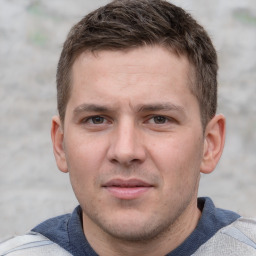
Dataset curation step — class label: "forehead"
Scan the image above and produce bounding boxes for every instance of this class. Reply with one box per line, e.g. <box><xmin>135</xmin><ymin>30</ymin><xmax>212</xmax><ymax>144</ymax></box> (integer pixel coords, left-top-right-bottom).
<box><xmin>68</xmin><ymin>46</ymin><xmax>197</xmax><ymax>111</ymax></box>
<box><xmin>74</xmin><ymin>46</ymin><xmax>191</xmax><ymax>69</ymax></box>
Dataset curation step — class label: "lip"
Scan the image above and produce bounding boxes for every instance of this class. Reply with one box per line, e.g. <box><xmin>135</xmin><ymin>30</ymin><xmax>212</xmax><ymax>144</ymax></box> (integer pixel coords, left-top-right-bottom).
<box><xmin>102</xmin><ymin>178</ymin><xmax>154</xmax><ymax>200</ymax></box>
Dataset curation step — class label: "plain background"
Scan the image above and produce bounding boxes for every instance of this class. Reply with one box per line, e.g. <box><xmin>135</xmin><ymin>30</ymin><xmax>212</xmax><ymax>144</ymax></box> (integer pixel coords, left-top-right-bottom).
<box><xmin>0</xmin><ymin>0</ymin><xmax>256</xmax><ymax>240</ymax></box>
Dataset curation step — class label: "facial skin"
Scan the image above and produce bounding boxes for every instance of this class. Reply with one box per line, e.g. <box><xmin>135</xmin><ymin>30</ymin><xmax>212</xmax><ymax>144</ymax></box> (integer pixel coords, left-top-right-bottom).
<box><xmin>52</xmin><ymin>46</ymin><xmax>225</xmax><ymax>256</ymax></box>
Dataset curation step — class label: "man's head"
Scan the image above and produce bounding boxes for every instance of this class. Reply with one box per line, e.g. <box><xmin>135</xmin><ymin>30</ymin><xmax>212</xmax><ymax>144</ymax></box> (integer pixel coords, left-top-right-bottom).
<box><xmin>57</xmin><ymin>0</ymin><xmax>218</xmax><ymax>129</ymax></box>
<box><xmin>52</xmin><ymin>1</ymin><xmax>225</xmax><ymax>254</ymax></box>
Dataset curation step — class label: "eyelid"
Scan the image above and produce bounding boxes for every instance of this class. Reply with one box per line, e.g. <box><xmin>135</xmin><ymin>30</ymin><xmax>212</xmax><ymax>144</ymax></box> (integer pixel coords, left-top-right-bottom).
<box><xmin>81</xmin><ymin>115</ymin><xmax>111</xmax><ymax>124</ymax></box>
<box><xmin>79</xmin><ymin>114</ymin><xmax>177</xmax><ymax>126</ymax></box>
<box><xmin>146</xmin><ymin>114</ymin><xmax>176</xmax><ymax>123</ymax></box>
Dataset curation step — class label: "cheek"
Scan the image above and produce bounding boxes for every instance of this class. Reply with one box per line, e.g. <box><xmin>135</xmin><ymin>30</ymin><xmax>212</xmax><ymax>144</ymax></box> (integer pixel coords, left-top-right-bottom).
<box><xmin>63</xmin><ymin>132</ymin><xmax>113</xmax><ymax>193</ymax></box>
<box><xmin>64</xmin><ymin>141</ymin><xmax>99</xmax><ymax>188</ymax></box>
<box><xmin>65</xmin><ymin>144</ymin><xmax>99</xmax><ymax>207</ymax></box>
<box><xmin>65</xmin><ymin>131</ymin><xmax>108</xmax><ymax>169</ymax></box>
<box><xmin>149</xmin><ymin>134</ymin><xmax>203</xmax><ymax>182</ymax></box>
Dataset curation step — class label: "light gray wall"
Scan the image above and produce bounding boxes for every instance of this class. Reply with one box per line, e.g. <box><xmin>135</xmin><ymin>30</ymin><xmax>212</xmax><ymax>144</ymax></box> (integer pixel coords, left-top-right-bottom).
<box><xmin>0</xmin><ymin>0</ymin><xmax>256</xmax><ymax>240</ymax></box>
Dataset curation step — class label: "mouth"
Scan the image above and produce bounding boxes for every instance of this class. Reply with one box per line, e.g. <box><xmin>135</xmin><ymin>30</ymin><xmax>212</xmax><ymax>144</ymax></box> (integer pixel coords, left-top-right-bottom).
<box><xmin>102</xmin><ymin>178</ymin><xmax>154</xmax><ymax>200</ymax></box>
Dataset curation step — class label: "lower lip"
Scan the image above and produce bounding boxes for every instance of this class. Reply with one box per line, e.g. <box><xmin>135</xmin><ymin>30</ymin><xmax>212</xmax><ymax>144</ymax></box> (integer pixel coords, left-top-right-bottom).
<box><xmin>104</xmin><ymin>186</ymin><xmax>152</xmax><ymax>200</ymax></box>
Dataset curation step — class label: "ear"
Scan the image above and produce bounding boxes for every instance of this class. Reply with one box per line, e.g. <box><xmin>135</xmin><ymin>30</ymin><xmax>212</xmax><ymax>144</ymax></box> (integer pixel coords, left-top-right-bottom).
<box><xmin>200</xmin><ymin>114</ymin><xmax>225</xmax><ymax>174</ymax></box>
<box><xmin>51</xmin><ymin>116</ymin><xmax>68</xmax><ymax>173</ymax></box>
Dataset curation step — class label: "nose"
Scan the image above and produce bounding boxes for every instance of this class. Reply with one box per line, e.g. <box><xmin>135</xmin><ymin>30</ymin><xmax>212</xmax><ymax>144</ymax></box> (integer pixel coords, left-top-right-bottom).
<box><xmin>107</xmin><ymin>119</ymin><xmax>146</xmax><ymax>166</ymax></box>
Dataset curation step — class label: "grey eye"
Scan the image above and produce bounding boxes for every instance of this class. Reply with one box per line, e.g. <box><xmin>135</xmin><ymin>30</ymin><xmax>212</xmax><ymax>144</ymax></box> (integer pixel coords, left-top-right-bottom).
<box><xmin>153</xmin><ymin>116</ymin><xmax>167</xmax><ymax>124</ymax></box>
<box><xmin>91</xmin><ymin>116</ymin><xmax>105</xmax><ymax>124</ymax></box>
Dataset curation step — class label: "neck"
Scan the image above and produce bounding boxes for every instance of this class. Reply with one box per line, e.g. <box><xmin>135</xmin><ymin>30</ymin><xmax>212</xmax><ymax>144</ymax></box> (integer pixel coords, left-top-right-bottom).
<box><xmin>83</xmin><ymin>198</ymin><xmax>201</xmax><ymax>256</ymax></box>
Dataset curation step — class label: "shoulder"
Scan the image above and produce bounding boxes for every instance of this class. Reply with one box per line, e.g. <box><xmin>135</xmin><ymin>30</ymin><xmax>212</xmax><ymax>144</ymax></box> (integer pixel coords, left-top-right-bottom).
<box><xmin>0</xmin><ymin>232</ymin><xmax>72</xmax><ymax>256</ymax></box>
<box><xmin>193</xmin><ymin>217</ymin><xmax>256</xmax><ymax>256</ymax></box>
<box><xmin>32</xmin><ymin>213</ymin><xmax>71</xmax><ymax>232</ymax></box>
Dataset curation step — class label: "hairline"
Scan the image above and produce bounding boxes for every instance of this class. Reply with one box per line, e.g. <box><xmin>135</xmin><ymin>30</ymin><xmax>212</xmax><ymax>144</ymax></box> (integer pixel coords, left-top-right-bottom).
<box><xmin>60</xmin><ymin>44</ymin><xmax>207</xmax><ymax>131</ymax></box>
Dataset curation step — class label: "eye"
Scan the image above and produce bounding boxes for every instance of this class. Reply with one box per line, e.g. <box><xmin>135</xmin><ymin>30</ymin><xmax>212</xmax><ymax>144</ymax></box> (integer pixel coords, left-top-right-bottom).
<box><xmin>152</xmin><ymin>116</ymin><xmax>167</xmax><ymax>124</ymax></box>
<box><xmin>145</xmin><ymin>115</ymin><xmax>178</xmax><ymax>131</ymax></box>
<box><xmin>147</xmin><ymin>115</ymin><xmax>169</xmax><ymax>124</ymax></box>
<box><xmin>92</xmin><ymin>116</ymin><xmax>104</xmax><ymax>124</ymax></box>
<box><xmin>85</xmin><ymin>116</ymin><xmax>106</xmax><ymax>124</ymax></box>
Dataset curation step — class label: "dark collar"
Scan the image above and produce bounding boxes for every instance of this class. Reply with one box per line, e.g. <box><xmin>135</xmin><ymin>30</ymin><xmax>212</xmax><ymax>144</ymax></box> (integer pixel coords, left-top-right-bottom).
<box><xmin>33</xmin><ymin>197</ymin><xmax>240</xmax><ymax>256</ymax></box>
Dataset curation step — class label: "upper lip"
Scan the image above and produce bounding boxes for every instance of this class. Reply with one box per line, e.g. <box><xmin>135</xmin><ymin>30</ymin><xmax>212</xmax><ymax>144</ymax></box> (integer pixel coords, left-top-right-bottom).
<box><xmin>102</xmin><ymin>178</ymin><xmax>153</xmax><ymax>188</ymax></box>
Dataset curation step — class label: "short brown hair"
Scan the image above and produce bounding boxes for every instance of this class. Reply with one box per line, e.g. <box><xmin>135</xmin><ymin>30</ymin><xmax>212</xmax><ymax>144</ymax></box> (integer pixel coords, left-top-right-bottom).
<box><xmin>57</xmin><ymin>0</ymin><xmax>218</xmax><ymax>128</ymax></box>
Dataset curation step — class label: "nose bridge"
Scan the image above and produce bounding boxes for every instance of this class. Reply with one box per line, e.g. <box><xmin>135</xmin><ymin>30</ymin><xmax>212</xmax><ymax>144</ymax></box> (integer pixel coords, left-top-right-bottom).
<box><xmin>108</xmin><ymin>117</ymin><xmax>145</xmax><ymax>165</ymax></box>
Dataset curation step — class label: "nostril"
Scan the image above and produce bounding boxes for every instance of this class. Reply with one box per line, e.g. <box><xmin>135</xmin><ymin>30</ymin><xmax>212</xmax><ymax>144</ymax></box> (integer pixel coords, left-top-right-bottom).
<box><xmin>109</xmin><ymin>157</ymin><xmax>143</xmax><ymax>167</ymax></box>
<box><xmin>107</xmin><ymin>130</ymin><xmax>146</xmax><ymax>165</ymax></box>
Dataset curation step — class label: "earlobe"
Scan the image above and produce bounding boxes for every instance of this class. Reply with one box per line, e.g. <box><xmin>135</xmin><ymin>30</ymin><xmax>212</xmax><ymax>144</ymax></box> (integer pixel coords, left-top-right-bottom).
<box><xmin>51</xmin><ymin>116</ymin><xmax>68</xmax><ymax>173</ymax></box>
<box><xmin>200</xmin><ymin>114</ymin><xmax>226</xmax><ymax>174</ymax></box>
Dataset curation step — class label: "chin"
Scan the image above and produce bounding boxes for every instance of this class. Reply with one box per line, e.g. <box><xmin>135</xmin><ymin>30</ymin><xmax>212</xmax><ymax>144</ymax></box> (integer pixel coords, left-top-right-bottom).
<box><xmin>97</xmin><ymin>213</ymin><xmax>172</xmax><ymax>242</ymax></box>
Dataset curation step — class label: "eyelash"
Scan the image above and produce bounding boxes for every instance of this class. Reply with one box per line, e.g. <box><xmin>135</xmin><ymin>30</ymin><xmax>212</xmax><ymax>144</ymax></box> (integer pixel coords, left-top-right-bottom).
<box><xmin>82</xmin><ymin>116</ymin><xmax>109</xmax><ymax>125</ymax></box>
<box><xmin>147</xmin><ymin>115</ymin><xmax>169</xmax><ymax>124</ymax></box>
<box><xmin>81</xmin><ymin>115</ymin><xmax>174</xmax><ymax>125</ymax></box>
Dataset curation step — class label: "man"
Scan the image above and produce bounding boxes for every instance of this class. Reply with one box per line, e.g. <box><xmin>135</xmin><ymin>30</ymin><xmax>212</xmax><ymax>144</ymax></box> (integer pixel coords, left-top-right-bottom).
<box><xmin>1</xmin><ymin>0</ymin><xmax>256</xmax><ymax>255</ymax></box>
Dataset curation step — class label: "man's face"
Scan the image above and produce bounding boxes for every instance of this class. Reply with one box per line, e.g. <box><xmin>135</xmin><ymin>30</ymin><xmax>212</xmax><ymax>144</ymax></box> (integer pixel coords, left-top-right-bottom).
<box><xmin>54</xmin><ymin>46</ymin><xmax>207</xmax><ymax>241</ymax></box>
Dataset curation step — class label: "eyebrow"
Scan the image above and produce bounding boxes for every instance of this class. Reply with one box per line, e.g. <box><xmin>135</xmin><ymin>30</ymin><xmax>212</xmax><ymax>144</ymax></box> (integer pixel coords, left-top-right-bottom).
<box><xmin>73</xmin><ymin>103</ymin><xmax>112</xmax><ymax>114</ymax></box>
<box><xmin>73</xmin><ymin>102</ymin><xmax>185</xmax><ymax>115</ymax></box>
<box><xmin>137</xmin><ymin>103</ymin><xmax>185</xmax><ymax>114</ymax></box>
